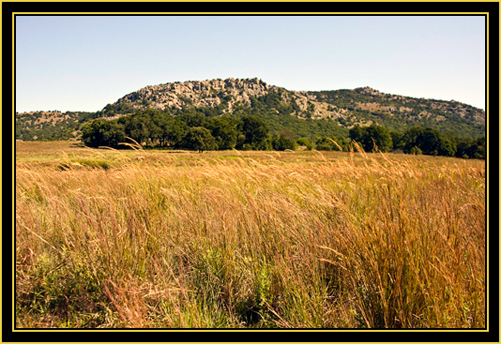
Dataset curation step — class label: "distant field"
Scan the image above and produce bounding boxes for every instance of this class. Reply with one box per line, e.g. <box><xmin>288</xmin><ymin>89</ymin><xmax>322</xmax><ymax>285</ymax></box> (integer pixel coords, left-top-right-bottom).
<box><xmin>15</xmin><ymin>141</ymin><xmax>486</xmax><ymax>328</ymax></box>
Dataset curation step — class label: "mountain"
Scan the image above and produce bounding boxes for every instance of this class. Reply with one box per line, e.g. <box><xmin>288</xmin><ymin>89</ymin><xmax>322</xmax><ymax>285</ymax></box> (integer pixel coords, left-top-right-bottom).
<box><xmin>99</xmin><ymin>77</ymin><xmax>485</xmax><ymax>137</ymax></box>
<box><xmin>102</xmin><ymin>77</ymin><xmax>336</xmax><ymax>119</ymax></box>
<box><xmin>15</xmin><ymin>77</ymin><xmax>485</xmax><ymax>141</ymax></box>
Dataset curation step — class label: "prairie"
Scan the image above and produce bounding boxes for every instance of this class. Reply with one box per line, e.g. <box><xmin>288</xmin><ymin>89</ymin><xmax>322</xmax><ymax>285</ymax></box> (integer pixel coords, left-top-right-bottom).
<box><xmin>15</xmin><ymin>141</ymin><xmax>486</xmax><ymax>328</ymax></box>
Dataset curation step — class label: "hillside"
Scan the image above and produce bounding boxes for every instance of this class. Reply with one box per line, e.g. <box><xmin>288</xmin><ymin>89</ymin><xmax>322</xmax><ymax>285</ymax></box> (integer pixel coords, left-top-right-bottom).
<box><xmin>15</xmin><ymin>110</ymin><xmax>98</xmax><ymax>141</ymax></box>
<box><xmin>15</xmin><ymin>77</ymin><xmax>486</xmax><ymax>141</ymax></box>
<box><xmin>98</xmin><ymin>77</ymin><xmax>485</xmax><ymax>138</ymax></box>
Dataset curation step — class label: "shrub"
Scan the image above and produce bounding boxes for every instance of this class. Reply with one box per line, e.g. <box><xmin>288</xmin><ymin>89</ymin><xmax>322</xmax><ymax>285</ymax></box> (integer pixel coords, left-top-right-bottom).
<box><xmin>272</xmin><ymin>133</ymin><xmax>296</xmax><ymax>151</ymax></box>
<box><xmin>183</xmin><ymin>127</ymin><xmax>217</xmax><ymax>152</ymax></box>
<box><xmin>409</xmin><ymin>146</ymin><xmax>422</xmax><ymax>155</ymax></box>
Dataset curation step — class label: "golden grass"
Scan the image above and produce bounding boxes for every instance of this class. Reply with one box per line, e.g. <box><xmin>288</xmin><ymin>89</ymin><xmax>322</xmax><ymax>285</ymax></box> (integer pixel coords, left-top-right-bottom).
<box><xmin>15</xmin><ymin>142</ymin><xmax>486</xmax><ymax>328</ymax></box>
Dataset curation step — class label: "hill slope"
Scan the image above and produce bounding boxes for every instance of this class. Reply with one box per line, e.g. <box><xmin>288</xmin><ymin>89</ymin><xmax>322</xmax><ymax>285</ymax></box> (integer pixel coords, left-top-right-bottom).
<box><xmin>99</xmin><ymin>77</ymin><xmax>485</xmax><ymax>137</ymax></box>
<box><xmin>16</xmin><ymin>78</ymin><xmax>485</xmax><ymax>141</ymax></box>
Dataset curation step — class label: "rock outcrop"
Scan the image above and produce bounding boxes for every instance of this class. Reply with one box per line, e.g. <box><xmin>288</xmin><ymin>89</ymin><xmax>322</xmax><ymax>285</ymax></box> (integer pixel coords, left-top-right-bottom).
<box><xmin>108</xmin><ymin>78</ymin><xmax>345</xmax><ymax>120</ymax></box>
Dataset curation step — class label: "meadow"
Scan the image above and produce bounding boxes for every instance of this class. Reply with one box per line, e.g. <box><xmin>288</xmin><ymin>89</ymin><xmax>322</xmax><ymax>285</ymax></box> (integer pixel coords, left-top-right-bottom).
<box><xmin>15</xmin><ymin>141</ymin><xmax>486</xmax><ymax>328</ymax></box>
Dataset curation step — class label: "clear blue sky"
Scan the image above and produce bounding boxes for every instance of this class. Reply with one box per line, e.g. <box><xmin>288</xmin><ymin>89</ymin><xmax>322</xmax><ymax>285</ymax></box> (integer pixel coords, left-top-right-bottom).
<box><xmin>15</xmin><ymin>15</ymin><xmax>486</xmax><ymax>112</ymax></box>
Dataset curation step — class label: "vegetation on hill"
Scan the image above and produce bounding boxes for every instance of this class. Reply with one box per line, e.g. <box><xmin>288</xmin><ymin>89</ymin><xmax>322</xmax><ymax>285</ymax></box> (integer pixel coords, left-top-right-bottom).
<box><xmin>96</xmin><ymin>79</ymin><xmax>484</xmax><ymax>138</ymax></box>
<box><xmin>16</xmin><ymin>78</ymin><xmax>486</xmax><ymax>158</ymax></box>
<box><xmin>15</xmin><ymin>111</ymin><xmax>100</xmax><ymax>141</ymax></box>
<box><xmin>311</xmin><ymin>87</ymin><xmax>485</xmax><ymax>137</ymax></box>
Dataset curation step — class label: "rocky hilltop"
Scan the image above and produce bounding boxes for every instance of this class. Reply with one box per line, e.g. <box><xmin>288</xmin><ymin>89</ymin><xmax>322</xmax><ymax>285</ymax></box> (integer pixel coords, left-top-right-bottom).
<box><xmin>101</xmin><ymin>78</ymin><xmax>485</xmax><ymax>130</ymax></box>
<box><xmin>16</xmin><ymin>78</ymin><xmax>486</xmax><ymax>141</ymax></box>
<box><xmin>122</xmin><ymin>78</ymin><xmax>275</xmax><ymax>111</ymax></box>
<box><xmin>105</xmin><ymin>77</ymin><xmax>346</xmax><ymax>120</ymax></box>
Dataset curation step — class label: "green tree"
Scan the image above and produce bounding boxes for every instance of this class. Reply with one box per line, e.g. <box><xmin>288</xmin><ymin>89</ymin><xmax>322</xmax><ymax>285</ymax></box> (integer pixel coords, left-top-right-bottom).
<box><xmin>272</xmin><ymin>133</ymin><xmax>296</xmax><ymax>151</ymax></box>
<box><xmin>472</xmin><ymin>136</ymin><xmax>486</xmax><ymax>159</ymax></box>
<box><xmin>119</xmin><ymin>113</ymin><xmax>153</xmax><ymax>145</ymax></box>
<box><xmin>401</xmin><ymin>127</ymin><xmax>456</xmax><ymax>157</ymax></box>
<box><xmin>183</xmin><ymin>127</ymin><xmax>217</xmax><ymax>152</ymax></box>
<box><xmin>205</xmin><ymin>117</ymin><xmax>238</xmax><ymax>150</ymax></box>
<box><xmin>239</xmin><ymin>115</ymin><xmax>269</xmax><ymax>150</ymax></box>
<box><xmin>296</xmin><ymin>137</ymin><xmax>313</xmax><ymax>150</ymax></box>
<box><xmin>348</xmin><ymin>124</ymin><xmax>365</xmax><ymax>143</ymax></box>
<box><xmin>455</xmin><ymin>136</ymin><xmax>485</xmax><ymax>159</ymax></box>
<box><xmin>179</xmin><ymin>112</ymin><xmax>206</xmax><ymax>127</ymax></box>
<box><xmin>349</xmin><ymin>124</ymin><xmax>392</xmax><ymax>152</ymax></box>
<box><xmin>390</xmin><ymin>131</ymin><xmax>404</xmax><ymax>150</ymax></box>
<box><xmin>363</xmin><ymin>124</ymin><xmax>393</xmax><ymax>152</ymax></box>
<box><xmin>409</xmin><ymin>146</ymin><xmax>422</xmax><ymax>155</ymax></box>
<box><xmin>401</xmin><ymin>126</ymin><xmax>425</xmax><ymax>154</ymax></box>
<box><xmin>315</xmin><ymin>137</ymin><xmax>337</xmax><ymax>151</ymax></box>
<box><xmin>81</xmin><ymin>118</ymin><xmax>125</xmax><ymax>148</ymax></box>
<box><xmin>436</xmin><ymin>137</ymin><xmax>456</xmax><ymax>157</ymax></box>
<box><xmin>415</xmin><ymin>128</ymin><xmax>443</xmax><ymax>155</ymax></box>
<box><xmin>156</xmin><ymin>115</ymin><xmax>189</xmax><ymax>148</ymax></box>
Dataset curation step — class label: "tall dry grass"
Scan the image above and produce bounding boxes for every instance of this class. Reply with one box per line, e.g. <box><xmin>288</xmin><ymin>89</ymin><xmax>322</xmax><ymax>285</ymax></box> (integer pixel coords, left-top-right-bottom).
<box><xmin>15</xmin><ymin>143</ymin><xmax>486</xmax><ymax>328</ymax></box>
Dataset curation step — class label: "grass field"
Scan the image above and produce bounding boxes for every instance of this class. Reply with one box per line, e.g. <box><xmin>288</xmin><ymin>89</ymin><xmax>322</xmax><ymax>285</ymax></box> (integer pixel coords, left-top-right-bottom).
<box><xmin>15</xmin><ymin>141</ymin><xmax>486</xmax><ymax>328</ymax></box>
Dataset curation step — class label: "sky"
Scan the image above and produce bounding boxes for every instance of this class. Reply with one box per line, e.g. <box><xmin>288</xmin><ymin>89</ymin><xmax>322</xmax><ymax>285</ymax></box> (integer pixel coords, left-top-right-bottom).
<box><xmin>15</xmin><ymin>15</ymin><xmax>486</xmax><ymax>112</ymax></box>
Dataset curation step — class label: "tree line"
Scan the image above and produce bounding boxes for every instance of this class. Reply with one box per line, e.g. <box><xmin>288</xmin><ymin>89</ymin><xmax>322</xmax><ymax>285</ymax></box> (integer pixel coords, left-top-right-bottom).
<box><xmin>347</xmin><ymin>124</ymin><xmax>485</xmax><ymax>159</ymax></box>
<box><xmin>81</xmin><ymin>109</ymin><xmax>271</xmax><ymax>152</ymax></box>
<box><xmin>81</xmin><ymin>109</ymin><xmax>485</xmax><ymax>158</ymax></box>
